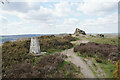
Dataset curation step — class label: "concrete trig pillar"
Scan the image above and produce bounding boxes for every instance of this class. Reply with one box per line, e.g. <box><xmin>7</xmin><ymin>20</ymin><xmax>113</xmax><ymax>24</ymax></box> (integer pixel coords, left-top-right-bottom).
<box><xmin>30</xmin><ymin>37</ymin><xmax>40</xmax><ymax>54</ymax></box>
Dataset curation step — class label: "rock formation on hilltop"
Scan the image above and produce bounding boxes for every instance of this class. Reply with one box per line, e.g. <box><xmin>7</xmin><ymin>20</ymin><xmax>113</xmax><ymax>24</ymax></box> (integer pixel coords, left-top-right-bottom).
<box><xmin>74</xmin><ymin>28</ymin><xmax>86</xmax><ymax>35</ymax></box>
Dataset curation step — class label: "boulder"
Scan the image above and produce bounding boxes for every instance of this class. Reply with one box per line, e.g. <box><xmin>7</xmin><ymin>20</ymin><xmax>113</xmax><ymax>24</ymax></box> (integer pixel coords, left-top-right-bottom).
<box><xmin>96</xmin><ymin>34</ymin><xmax>104</xmax><ymax>38</ymax></box>
<box><xmin>74</xmin><ymin>28</ymin><xmax>86</xmax><ymax>35</ymax></box>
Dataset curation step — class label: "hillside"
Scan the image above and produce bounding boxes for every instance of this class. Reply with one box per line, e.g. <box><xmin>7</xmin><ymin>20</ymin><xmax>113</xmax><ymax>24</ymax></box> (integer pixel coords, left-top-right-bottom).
<box><xmin>2</xmin><ymin>35</ymin><xmax>83</xmax><ymax>78</ymax></box>
<box><xmin>2</xmin><ymin>33</ymin><xmax>119</xmax><ymax>78</ymax></box>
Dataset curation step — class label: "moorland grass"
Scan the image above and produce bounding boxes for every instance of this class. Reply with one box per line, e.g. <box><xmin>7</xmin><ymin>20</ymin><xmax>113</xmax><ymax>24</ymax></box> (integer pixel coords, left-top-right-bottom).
<box><xmin>92</xmin><ymin>58</ymin><xmax>115</xmax><ymax>78</ymax></box>
<box><xmin>86</xmin><ymin>37</ymin><xmax>118</xmax><ymax>45</ymax></box>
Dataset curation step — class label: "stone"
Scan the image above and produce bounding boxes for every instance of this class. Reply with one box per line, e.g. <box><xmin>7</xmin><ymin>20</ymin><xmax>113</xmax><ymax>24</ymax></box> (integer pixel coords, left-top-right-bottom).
<box><xmin>33</xmin><ymin>52</ymin><xmax>46</xmax><ymax>57</ymax></box>
<box><xmin>96</xmin><ymin>34</ymin><xmax>104</xmax><ymax>38</ymax></box>
<box><xmin>74</xmin><ymin>28</ymin><xmax>86</xmax><ymax>35</ymax></box>
<box><xmin>29</xmin><ymin>37</ymin><xmax>40</xmax><ymax>54</ymax></box>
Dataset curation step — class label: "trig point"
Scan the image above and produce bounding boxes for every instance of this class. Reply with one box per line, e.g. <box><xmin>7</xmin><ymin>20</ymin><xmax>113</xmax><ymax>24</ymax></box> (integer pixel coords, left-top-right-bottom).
<box><xmin>29</xmin><ymin>37</ymin><xmax>46</xmax><ymax>56</ymax></box>
<box><xmin>30</xmin><ymin>37</ymin><xmax>40</xmax><ymax>54</ymax></box>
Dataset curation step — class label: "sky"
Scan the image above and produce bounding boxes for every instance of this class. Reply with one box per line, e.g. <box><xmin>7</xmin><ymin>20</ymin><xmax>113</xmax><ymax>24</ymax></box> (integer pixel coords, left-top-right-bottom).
<box><xmin>0</xmin><ymin>0</ymin><xmax>119</xmax><ymax>35</ymax></box>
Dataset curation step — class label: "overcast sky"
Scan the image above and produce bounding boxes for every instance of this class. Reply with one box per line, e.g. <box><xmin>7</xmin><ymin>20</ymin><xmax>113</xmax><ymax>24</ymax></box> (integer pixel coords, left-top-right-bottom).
<box><xmin>0</xmin><ymin>0</ymin><xmax>119</xmax><ymax>35</ymax></box>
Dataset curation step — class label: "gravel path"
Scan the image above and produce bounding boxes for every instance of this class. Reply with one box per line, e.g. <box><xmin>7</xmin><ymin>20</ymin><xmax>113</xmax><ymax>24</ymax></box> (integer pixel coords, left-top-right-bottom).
<box><xmin>71</xmin><ymin>40</ymin><xmax>89</xmax><ymax>45</ymax></box>
<box><xmin>61</xmin><ymin>38</ymin><xmax>107</xmax><ymax>78</ymax></box>
<box><xmin>61</xmin><ymin>48</ymin><xmax>95</xmax><ymax>78</ymax></box>
<box><xmin>61</xmin><ymin>39</ymin><xmax>96</xmax><ymax>78</ymax></box>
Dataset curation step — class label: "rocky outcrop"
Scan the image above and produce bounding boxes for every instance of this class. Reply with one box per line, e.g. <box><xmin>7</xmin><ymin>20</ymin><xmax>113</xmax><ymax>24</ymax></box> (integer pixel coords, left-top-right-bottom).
<box><xmin>74</xmin><ymin>28</ymin><xmax>86</xmax><ymax>35</ymax></box>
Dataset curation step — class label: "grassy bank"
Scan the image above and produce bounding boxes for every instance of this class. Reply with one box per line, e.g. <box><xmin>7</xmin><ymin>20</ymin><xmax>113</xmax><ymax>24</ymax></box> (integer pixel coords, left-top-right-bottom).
<box><xmin>79</xmin><ymin>54</ymin><xmax>115</xmax><ymax>78</ymax></box>
<box><xmin>86</xmin><ymin>37</ymin><xmax>118</xmax><ymax>45</ymax></box>
<box><xmin>92</xmin><ymin>58</ymin><xmax>115</xmax><ymax>78</ymax></box>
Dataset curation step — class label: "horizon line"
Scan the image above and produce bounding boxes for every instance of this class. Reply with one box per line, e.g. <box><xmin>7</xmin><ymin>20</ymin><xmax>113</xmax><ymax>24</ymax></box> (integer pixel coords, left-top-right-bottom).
<box><xmin>0</xmin><ymin>32</ymin><xmax>118</xmax><ymax>36</ymax></box>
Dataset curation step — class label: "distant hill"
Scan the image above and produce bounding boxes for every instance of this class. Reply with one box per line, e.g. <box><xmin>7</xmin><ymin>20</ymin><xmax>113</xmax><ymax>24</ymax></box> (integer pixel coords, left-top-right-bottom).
<box><xmin>0</xmin><ymin>34</ymin><xmax>58</xmax><ymax>45</ymax></box>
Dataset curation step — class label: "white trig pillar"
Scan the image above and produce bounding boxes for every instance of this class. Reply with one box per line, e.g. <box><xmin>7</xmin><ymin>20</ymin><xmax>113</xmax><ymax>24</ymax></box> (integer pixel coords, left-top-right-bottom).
<box><xmin>30</xmin><ymin>37</ymin><xmax>40</xmax><ymax>54</ymax></box>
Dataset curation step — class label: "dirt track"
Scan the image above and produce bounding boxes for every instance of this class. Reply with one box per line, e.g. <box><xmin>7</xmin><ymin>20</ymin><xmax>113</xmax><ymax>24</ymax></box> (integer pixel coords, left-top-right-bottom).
<box><xmin>61</xmin><ymin>40</ymin><xmax>95</xmax><ymax>78</ymax></box>
<box><xmin>61</xmin><ymin>48</ymin><xmax>95</xmax><ymax>78</ymax></box>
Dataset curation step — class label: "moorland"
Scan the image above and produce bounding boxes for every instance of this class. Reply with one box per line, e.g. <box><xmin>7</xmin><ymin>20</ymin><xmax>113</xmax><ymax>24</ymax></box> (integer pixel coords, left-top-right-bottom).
<box><xmin>1</xmin><ymin>33</ymin><xmax>120</xmax><ymax>78</ymax></box>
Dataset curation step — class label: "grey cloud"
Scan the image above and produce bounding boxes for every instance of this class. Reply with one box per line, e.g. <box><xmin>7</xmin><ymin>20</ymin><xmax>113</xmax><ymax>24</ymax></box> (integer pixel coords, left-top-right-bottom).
<box><xmin>20</xmin><ymin>6</ymin><xmax>60</xmax><ymax>24</ymax></box>
<box><xmin>1</xmin><ymin>2</ymin><xmax>40</xmax><ymax>13</ymax></box>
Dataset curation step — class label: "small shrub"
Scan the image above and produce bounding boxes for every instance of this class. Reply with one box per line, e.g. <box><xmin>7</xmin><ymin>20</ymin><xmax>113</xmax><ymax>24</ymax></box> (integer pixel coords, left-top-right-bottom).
<box><xmin>63</xmin><ymin>36</ymin><xmax>77</xmax><ymax>41</ymax></box>
<box><xmin>114</xmin><ymin>59</ymin><xmax>120</xmax><ymax>79</ymax></box>
<box><xmin>4</xmin><ymin>41</ymin><xmax>11</xmax><ymax>44</ymax></box>
<box><xmin>74</xmin><ymin>42</ymin><xmax>118</xmax><ymax>60</ymax></box>
<box><xmin>3</xmin><ymin>53</ymin><xmax>66</xmax><ymax>78</ymax></box>
<box><xmin>96</xmin><ymin>58</ymin><xmax>103</xmax><ymax>63</ymax></box>
<box><xmin>38</xmin><ymin>35</ymin><xmax>73</xmax><ymax>51</ymax></box>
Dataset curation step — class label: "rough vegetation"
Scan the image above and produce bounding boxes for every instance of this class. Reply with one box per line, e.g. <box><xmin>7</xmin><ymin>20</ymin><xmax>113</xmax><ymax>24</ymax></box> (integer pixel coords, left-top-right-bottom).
<box><xmin>74</xmin><ymin>42</ymin><xmax>119</xmax><ymax>61</ymax></box>
<box><xmin>38</xmin><ymin>35</ymin><xmax>73</xmax><ymax>51</ymax></box>
<box><xmin>2</xmin><ymin>40</ymin><xmax>32</xmax><ymax>74</ymax></box>
<box><xmin>2</xmin><ymin>35</ymin><xmax>77</xmax><ymax>78</ymax></box>
<box><xmin>73</xmin><ymin>35</ymin><xmax>119</xmax><ymax>78</ymax></box>
<box><xmin>63</xmin><ymin>35</ymin><xmax>77</xmax><ymax>41</ymax></box>
<box><xmin>2</xmin><ymin>33</ymin><xmax>119</xmax><ymax>78</ymax></box>
<box><xmin>114</xmin><ymin>59</ymin><xmax>120</xmax><ymax>79</ymax></box>
<box><xmin>3</xmin><ymin>53</ymin><xmax>63</xmax><ymax>78</ymax></box>
<box><xmin>48</xmin><ymin>60</ymin><xmax>83</xmax><ymax>78</ymax></box>
<box><xmin>3</xmin><ymin>53</ymin><xmax>82</xmax><ymax>78</ymax></box>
